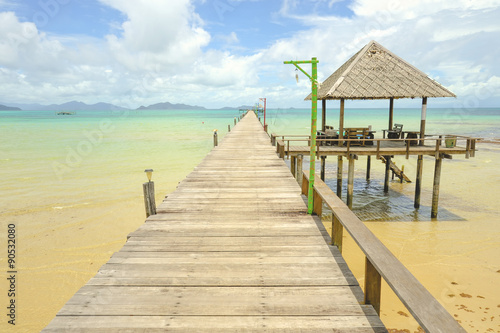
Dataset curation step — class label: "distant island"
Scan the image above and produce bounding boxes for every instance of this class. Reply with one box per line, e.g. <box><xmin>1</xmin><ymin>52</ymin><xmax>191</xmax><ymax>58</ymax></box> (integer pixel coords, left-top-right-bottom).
<box><xmin>0</xmin><ymin>100</ymin><xmax>268</xmax><ymax>111</ymax></box>
<box><xmin>0</xmin><ymin>104</ymin><xmax>21</xmax><ymax>111</ymax></box>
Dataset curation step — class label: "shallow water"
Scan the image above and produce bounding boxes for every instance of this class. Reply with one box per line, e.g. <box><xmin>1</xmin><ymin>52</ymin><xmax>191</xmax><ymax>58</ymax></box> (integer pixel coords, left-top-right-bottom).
<box><xmin>0</xmin><ymin>107</ymin><xmax>499</xmax><ymax>332</ymax></box>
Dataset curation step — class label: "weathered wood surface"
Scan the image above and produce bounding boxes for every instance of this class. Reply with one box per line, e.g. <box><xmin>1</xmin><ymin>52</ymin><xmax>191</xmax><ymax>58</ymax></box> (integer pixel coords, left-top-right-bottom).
<box><xmin>43</xmin><ymin>112</ymin><xmax>386</xmax><ymax>332</ymax></box>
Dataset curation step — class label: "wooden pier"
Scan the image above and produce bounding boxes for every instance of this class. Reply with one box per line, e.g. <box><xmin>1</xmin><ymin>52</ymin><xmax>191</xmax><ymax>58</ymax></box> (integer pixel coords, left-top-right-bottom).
<box><xmin>43</xmin><ymin>112</ymin><xmax>386</xmax><ymax>332</ymax></box>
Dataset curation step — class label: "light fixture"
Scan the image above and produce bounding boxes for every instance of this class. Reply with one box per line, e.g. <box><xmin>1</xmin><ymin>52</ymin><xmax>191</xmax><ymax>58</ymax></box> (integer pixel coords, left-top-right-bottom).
<box><xmin>144</xmin><ymin>169</ymin><xmax>153</xmax><ymax>182</ymax></box>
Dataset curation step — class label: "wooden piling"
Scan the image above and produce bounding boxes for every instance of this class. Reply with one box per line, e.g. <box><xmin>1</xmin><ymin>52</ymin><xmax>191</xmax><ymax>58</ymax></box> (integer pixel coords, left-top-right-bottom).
<box><xmin>414</xmin><ymin>155</ymin><xmax>423</xmax><ymax>208</ymax></box>
<box><xmin>142</xmin><ymin>181</ymin><xmax>156</xmax><ymax>217</ymax></box>
<box><xmin>384</xmin><ymin>156</ymin><xmax>391</xmax><ymax>193</ymax></box>
<box><xmin>366</xmin><ymin>155</ymin><xmax>371</xmax><ymax>181</ymax></box>
<box><xmin>337</xmin><ymin>156</ymin><xmax>343</xmax><ymax>198</ymax></box>
<box><xmin>291</xmin><ymin>156</ymin><xmax>296</xmax><ymax>178</ymax></box>
<box><xmin>234</xmin><ymin>117</ymin><xmax>237</xmax><ymax>125</ymax></box>
<box><xmin>297</xmin><ymin>154</ymin><xmax>303</xmax><ymax>186</ymax></box>
<box><xmin>347</xmin><ymin>155</ymin><xmax>355</xmax><ymax>209</ymax></box>
<box><xmin>320</xmin><ymin>156</ymin><xmax>326</xmax><ymax>181</ymax></box>
<box><xmin>431</xmin><ymin>154</ymin><xmax>443</xmax><ymax>218</ymax></box>
<box><xmin>228</xmin><ymin>124</ymin><xmax>231</xmax><ymax>132</ymax></box>
<box><xmin>213</xmin><ymin>130</ymin><xmax>218</xmax><ymax>147</ymax></box>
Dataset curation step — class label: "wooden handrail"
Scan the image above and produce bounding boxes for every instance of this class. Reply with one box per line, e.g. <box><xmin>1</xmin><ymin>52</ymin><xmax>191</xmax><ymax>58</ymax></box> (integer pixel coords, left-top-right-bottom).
<box><xmin>301</xmin><ymin>171</ymin><xmax>466</xmax><ymax>333</ymax></box>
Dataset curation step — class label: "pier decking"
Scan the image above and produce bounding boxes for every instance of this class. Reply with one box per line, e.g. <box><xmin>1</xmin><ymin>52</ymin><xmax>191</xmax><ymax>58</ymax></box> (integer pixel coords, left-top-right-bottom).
<box><xmin>43</xmin><ymin>112</ymin><xmax>386</xmax><ymax>332</ymax></box>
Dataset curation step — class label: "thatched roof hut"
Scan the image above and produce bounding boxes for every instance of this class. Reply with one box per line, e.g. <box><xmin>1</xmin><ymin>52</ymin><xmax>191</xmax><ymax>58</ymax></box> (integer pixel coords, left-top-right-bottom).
<box><xmin>306</xmin><ymin>40</ymin><xmax>456</xmax><ymax>141</ymax></box>
<box><xmin>308</xmin><ymin>40</ymin><xmax>455</xmax><ymax>100</ymax></box>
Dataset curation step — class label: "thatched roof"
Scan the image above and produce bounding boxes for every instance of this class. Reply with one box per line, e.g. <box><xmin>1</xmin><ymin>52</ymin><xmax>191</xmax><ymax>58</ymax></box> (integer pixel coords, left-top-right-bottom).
<box><xmin>306</xmin><ymin>40</ymin><xmax>456</xmax><ymax>100</ymax></box>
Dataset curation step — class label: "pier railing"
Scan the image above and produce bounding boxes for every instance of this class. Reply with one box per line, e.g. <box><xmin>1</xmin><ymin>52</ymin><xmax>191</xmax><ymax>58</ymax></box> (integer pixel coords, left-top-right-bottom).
<box><xmin>301</xmin><ymin>171</ymin><xmax>466</xmax><ymax>333</ymax></box>
<box><xmin>273</xmin><ymin>134</ymin><xmax>477</xmax><ymax>159</ymax></box>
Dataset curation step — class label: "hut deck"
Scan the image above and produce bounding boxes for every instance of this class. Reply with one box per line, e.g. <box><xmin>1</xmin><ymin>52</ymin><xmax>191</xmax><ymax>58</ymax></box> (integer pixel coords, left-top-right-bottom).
<box><xmin>42</xmin><ymin>112</ymin><xmax>386</xmax><ymax>332</ymax></box>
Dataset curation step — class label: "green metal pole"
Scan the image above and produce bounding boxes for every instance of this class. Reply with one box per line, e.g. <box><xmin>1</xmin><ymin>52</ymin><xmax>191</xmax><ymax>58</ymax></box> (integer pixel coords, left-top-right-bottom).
<box><xmin>283</xmin><ymin>58</ymin><xmax>319</xmax><ymax>214</ymax></box>
<box><xmin>308</xmin><ymin>58</ymin><xmax>318</xmax><ymax>214</ymax></box>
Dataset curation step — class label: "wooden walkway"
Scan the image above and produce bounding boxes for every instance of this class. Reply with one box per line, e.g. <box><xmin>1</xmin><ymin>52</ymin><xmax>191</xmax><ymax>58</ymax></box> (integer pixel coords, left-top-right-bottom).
<box><xmin>43</xmin><ymin>112</ymin><xmax>386</xmax><ymax>332</ymax></box>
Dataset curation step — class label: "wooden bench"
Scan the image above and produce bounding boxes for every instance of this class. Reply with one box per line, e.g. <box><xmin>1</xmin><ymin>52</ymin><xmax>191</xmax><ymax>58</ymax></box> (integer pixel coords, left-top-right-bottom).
<box><xmin>344</xmin><ymin>127</ymin><xmax>370</xmax><ymax>146</ymax></box>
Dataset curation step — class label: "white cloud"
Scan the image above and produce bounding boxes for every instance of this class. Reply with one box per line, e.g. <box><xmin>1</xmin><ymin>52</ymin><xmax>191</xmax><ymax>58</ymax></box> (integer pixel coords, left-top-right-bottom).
<box><xmin>0</xmin><ymin>0</ymin><xmax>499</xmax><ymax>108</ymax></box>
<box><xmin>100</xmin><ymin>0</ymin><xmax>210</xmax><ymax>71</ymax></box>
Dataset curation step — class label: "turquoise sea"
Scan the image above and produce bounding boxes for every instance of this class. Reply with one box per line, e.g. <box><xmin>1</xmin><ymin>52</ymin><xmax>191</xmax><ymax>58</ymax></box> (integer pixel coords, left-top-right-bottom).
<box><xmin>0</xmin><ymin>107</ymin><xmax>499</xmax><ymax>332</ymax></box>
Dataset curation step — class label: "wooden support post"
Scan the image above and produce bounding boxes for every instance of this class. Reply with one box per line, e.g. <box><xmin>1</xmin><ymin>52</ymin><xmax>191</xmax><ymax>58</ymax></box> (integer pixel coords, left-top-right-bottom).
<box><xmin>389</xmin><ymin>97</ymin><xmax>394</xmax><ymax>131</ymax></box>
<box><xmin>143</xmin><ymin>181</ymin><xmax>156</xmax><ymax>217</ymax></box>
<box><xmin>384</xmin><ymin>156</ymin><xmax>391</xmax><ymax>193</ymax></box>
<box><xmin>366</xmin><ymin>155</ymin><xmax>371</xmax><ymax>181</ymax></box>
<box><xmin>291</xmin><ymin>156</ymin><xmax>296</xmax><ymax>178</ymax></box>
<box><xmin>234</xmin><ymin>117</ymin><xmax>237</xmax><ymax>125</ymax></box>
<box><xmin>313</xmin><ymin>189</ymin><xmax>322</xmax><ymax>216</ymax></box>
<box><xmin>228</xmin><ymin>124</ymin><xmax>231</xmax><ymax>132</ymax></box>
<box><xmin>297</xmin><ymin>154</ymin><xmax>303</xmax><ymax>186</ymax></box>
<box><xmin>332</xmin><ymin>214</ymin><xmax>343</xmax><ymax>253</ymax></box>
<box><xmin>322</xmin><ymin>99</ymin><xmax>326</xmax><ymax>132</ymax></box>
<box><xmin>364</xmin><ymin>257</ymin><xmax>382</xmax><ymax>316</ymax></box>
<box><xmin>431</xmin><ymin>154</ymin><xmax>443</xmax><ymax>218</ymax></box>
<box><xmin>213</xmin><ymin>130</ymin><xmax>218</xmax><ymax>147</ymax></box>
<box><xmin>336</xmin><ymin>156</ymin><xmax>343</xmax><ymax>198</ymax></box>
<box><xmin>320</xmin><ymin>156</ymin><xmax>326</xmax><ymax>181</ymax></box>
<box><xmin>347</xmin><ymin>155</ymin><xmax>355</xmax><ymax>209</ymax></box>
<box><xmin>338</xmin><ymin>98</ymin><xmax>344</xmax><ymax>147</ymax></box>
<box><xmin>414</xmin><ymin>155</ymin><xmax>423</xmax><ymax>208</ymax></box>
<box><xmin>420</xmin><ymin>97</ymin><xmax>427</xmax><ymax>146</ymax></box>
<box><xmin>264</xmin><ymin>124</ymin><xmax>268</xmax><ymax>133</ymax></box>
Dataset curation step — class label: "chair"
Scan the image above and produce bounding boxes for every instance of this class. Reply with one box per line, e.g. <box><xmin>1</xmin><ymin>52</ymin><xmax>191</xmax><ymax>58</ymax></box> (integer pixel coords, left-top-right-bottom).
<box><xmin>387</xmin><ymin>123</ymin><xmax>403</xmax><ymax>139</ymax></box>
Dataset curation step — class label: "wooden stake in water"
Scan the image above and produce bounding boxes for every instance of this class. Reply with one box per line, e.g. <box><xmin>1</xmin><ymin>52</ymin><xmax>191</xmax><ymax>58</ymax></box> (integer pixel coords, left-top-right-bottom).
<box><xmin>143</xmin><ymin>169</ymin><xmax>156</xmax><ymax>217</ymax></box>
<box><xmin>213</xmin><ymin>129</ymin><xmax>218</xmax><ymax>147</ymax></box>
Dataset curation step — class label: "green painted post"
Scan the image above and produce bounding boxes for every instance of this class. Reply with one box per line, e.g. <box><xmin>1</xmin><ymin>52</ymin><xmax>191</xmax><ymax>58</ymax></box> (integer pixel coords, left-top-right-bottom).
<box><xmin>283</xmin><ymin>58</ymin><xmax>319</xmax><ymax>214</ymax></box>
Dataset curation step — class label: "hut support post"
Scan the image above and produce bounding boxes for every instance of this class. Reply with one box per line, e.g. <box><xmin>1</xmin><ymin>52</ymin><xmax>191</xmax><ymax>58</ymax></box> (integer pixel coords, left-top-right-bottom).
<box><xmin>322</xmin><ymin>99</ymin><xmax>326</xmax><ymax>132</ymax></box>
<box><xmin>414</xmin><ymin>155</ymin><xmax>423</xmax><ymax>208</ymax></box>
<box><xmin>420</xmin><ymin>97</ymin><xmax>427</xmax><ymax>146</ymax></box>
<box><xmin>337</xmin><ymin>156</ymin><xmax>343</xmax><ymax>198</ymax></box>
<box><xmin>296</xmin><ymin>154</ymin><xmax>304</xmax><ymax>186</ymax></box>
<box><xmin>431</xmin><ymin>155</ymin><xmax>443</xmax><ymax>218</ymax></box>
<box><xmin>366</xmin><ymin>155</ymin><xmax>371</xmax><ymax>181</ymax></box>
<box><xmin>389</xmin><ymin>97</ymin><xmax>394</xmax><ymax>130</ymax></box>
<box><xmin>384</xmin><ymin>156</ymin><xmax>391</xmax><ymax>193</ymax></box>
<box><xmin>291</xmin><ymin>156</ymin><xmax>296</xmax><ymax>178</ymax></box>
<box><xmin>320</xmin><ymin>156</ymin><xmax>326</xmax><ymax>181</ymax></box>
<box><xmin>347</xmin><ymin>155</ymin><xmax>356</xmax><ymax>209</ymax></box>
<box><xmin>339</xmin><ymin>98</ymin><xmax>344</xmax><ymax>146</ymax></box>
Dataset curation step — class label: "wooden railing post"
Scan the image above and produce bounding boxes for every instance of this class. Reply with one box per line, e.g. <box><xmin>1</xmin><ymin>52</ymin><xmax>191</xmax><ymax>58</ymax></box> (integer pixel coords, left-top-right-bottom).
<box><xmin>313</xmin><ymin>188</ymin><xmax>322</xmax><ymax>216</ymax></box>
<box><xmin>301</xmin><ymin>171</ymin><xmax>309</xmax><ymax>196</ymax></box>
<box><xmin>364</xmin><ymin>257</ymin><xmax>382</xmax><ymax>316</ymax></box>
<box><xmin>271</xmin><ymin>134</ymin><xmax>277</xmax><ymax>146</ymax></box>
<box><xmin>290</xmin><ymin>156</ymin><xmax>296</xmax><ymax>178</ymax></box>
<box><xmin>296</xmin><ymin>154</ymin><xmax>303</xmax><ymax>187</ymax></box>
<box><xmin>332</xmin><ymin>214</ymin><xmax>343</xmax><ymax>253</ymax></box>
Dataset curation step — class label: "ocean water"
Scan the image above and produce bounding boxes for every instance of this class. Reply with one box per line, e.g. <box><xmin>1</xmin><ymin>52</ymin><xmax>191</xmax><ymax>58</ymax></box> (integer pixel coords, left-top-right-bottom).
<box><xmin>0</xmin><ymin>107</ymin><xmax>499</xmax><ymax>332</ymax></box>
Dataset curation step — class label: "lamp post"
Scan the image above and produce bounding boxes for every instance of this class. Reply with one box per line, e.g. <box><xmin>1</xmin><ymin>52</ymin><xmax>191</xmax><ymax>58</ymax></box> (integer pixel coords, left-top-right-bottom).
<box><xmin>259</xmin><ymin>97</ymin><xmax>267</xmax><ymax>131</ymax></box>
<box><xmin>284</xmin><ymin>57</ymin><xmax>319</xmax><ymax>215</ymax></box>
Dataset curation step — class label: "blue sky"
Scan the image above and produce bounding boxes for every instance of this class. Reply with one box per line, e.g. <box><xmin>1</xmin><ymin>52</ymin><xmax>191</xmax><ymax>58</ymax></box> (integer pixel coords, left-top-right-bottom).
<box><xmin>1</xmin><ymin>0</ymin><xmax>499</xmax><ymax>109</ymax></box>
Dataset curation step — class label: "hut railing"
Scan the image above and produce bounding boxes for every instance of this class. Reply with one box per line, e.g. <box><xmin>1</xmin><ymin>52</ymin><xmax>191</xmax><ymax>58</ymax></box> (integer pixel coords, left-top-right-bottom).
<box><xmin>275</xmin><ymin>136</ymin><xmax>477</xmax><ymax>159</ymax></box>
<box><xmin>301</xmin><ymin>171</ymin><xmax>466</xmax><ymax>333</ymax></box>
